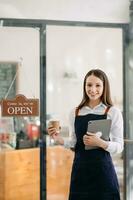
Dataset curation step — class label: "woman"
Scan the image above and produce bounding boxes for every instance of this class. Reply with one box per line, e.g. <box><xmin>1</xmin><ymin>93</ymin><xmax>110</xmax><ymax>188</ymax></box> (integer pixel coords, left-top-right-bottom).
<box><xmin>48</xmin><ymin>69</ymin><xmax>123</xmax><ymax>200</ymax></box>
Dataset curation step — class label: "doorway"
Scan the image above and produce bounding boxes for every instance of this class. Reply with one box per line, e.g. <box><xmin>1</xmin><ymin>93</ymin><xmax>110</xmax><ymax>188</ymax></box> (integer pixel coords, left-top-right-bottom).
<box><xmin>0</xmin><ymin>18</ymin><xmax>128</xmax><ymax>200</ymax></box>
<box><xmin>46</xmin><ymin>24</ymin><xmax>124</xmax><ymax>200</ymax></box>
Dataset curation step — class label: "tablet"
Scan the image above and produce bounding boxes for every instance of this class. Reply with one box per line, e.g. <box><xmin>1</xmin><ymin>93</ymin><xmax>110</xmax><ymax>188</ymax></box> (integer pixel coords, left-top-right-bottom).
<box><xmin>85</xmin><ymin>119</ymin><xmax>112</xmax><ymax>150</ymax></box>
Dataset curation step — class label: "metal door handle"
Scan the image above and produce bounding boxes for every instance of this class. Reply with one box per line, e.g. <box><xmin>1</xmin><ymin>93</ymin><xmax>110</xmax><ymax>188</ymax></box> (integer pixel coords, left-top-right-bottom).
<box><xmin>124</xmin><ymin>139</ymin><xmax>133</xmax><ymax>143</ymax></box>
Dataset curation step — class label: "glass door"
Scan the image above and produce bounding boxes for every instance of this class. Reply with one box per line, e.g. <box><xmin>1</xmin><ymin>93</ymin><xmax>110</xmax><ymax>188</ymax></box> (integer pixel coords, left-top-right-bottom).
<box><xmin>1</xmin><ymin>18</ymin><xmax>127</xmax><ymax>200</ymax></box>
<box><xmin>0</xmin><ymin>25</ymin><xmax>40</xmax><ymax>200</ymax></box>
<box><xmin>124</xmin><ymin>39</ymin><xmax>133</xmax><ymax>200</ymax></box>
<box><xmin>46</xmin><ymin>25</ymin><xmax>124</xmax><ymax>200</ymax></box>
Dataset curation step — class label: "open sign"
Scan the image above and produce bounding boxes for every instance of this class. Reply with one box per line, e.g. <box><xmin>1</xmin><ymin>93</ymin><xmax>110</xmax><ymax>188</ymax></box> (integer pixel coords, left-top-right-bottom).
<box><xmin>1</xmin><ymin>94</ymin><xmax>39</xmax><ymax>116</ymax></box>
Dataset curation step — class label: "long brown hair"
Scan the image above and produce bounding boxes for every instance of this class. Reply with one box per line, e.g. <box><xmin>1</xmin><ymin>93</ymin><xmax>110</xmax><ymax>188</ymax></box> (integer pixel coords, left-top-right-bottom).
<box><xmin>77</xmin><ymin>69</ymin><xmax>113</xmax><ymax>110</ymax></box>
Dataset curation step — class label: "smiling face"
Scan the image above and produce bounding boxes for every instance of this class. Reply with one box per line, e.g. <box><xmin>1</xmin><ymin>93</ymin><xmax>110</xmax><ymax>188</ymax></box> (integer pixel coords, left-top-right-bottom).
<box><xmin>78</xmin><ymin>69</ymin><xmax>113</xmax><ymax>109</ymax></box>
<box><xmin>85</xmin><ymin>75</ymin><xmax>104</xmax><ymax>104</ymax></box>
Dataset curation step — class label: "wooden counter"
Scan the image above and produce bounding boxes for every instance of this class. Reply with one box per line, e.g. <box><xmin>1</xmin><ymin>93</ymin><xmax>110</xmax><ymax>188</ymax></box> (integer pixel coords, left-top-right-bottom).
<box><xmin>47</xmin><ymin>146</ymin><xmax>74</xmax><ymax>200</ymax></box>
<box><xmin>0</xmin><ymin>148</ymin><xmax>40</xmax><ymax>200</ymax></box>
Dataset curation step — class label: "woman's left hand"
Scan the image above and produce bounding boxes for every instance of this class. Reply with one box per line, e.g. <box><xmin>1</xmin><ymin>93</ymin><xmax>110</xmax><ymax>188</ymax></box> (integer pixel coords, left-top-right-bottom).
<box><xmin>83</xmin><ymin>132</ymin><xmax>108</xmax><ymax>149</ymax></box>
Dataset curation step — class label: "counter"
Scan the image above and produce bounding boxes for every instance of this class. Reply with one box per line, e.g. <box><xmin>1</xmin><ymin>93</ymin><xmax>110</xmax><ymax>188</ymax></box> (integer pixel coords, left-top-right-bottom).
<box><xmin>47</xmin><ymin>146</ymin><xmax>74</xmax><ymax>200</ymax></box>
<box><xmin>0</xmin><ymin>147</ymin><xmax>40</xmax><ymax>200</ymax></box>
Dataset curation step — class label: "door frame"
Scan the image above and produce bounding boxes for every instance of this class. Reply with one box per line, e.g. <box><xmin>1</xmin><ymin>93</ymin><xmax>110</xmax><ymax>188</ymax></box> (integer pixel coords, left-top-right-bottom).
<box><xmin>0</xmin><ymin>18</ymin><xmax>128</xmax><ymax>200</ymax></box>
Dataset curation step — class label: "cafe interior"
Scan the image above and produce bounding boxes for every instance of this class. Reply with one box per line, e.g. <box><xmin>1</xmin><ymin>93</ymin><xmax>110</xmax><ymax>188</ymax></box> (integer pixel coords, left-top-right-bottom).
<box><xmin>0</xmin><ymin>1</ymin><xmax>133</xmax><ymax>200</ymax></box>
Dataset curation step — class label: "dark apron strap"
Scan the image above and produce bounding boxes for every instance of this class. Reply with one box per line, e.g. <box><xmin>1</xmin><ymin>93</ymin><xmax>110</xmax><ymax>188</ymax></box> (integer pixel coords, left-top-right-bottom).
<box><xmin>104</xmin><ymin>106</ymin><xmax>111</xmax><ymax>114</ymax></box>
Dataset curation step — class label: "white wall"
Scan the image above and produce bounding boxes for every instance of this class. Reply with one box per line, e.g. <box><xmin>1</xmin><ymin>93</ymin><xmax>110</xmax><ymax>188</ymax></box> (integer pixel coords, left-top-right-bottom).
<box><xmin>0</xmin><ymin>27</ymin><xmax>40</xmax><ymax>98</ymax></box>
<box><xmin>0</xmin><ymin>0</ymin><xmax>129</xmax><ymax>23</ymax></box>
<box><xmin>46</xmin><ymin>26</ymin><xmax>123</xmax><ymax>126</ymax></box>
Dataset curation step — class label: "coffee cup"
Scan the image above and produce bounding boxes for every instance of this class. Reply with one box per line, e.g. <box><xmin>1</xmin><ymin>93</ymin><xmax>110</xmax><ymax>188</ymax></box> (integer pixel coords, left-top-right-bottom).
<box><xmin>49</xmin><ymin>120</ymin><xmax>61</xmax><ymax>133</ymax></box>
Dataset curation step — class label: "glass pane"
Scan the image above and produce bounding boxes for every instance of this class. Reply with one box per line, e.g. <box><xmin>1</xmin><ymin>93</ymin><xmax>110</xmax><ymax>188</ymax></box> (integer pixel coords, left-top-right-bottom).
<box><xmin>46</xmin><ymin>25</ymin><xmax>123</xmax><ymax>200</ymax></box>
<box><xmin>0</xmin><ymin>27</ymin><xmax>40</xmax><ymax>200</ymax></box>
<box><xmin>124</xmin><ymin>40</ymin><xmax>133</xmax><ymax>200</ymax></box>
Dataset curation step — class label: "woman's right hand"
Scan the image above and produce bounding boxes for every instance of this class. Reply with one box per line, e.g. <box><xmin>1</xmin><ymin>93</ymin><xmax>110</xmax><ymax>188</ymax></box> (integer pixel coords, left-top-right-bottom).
<box><xmin>47</xmin><ymin>126</ymin><xmax>64</xmax><ymax>145</ymax></box>
<box><xmin>47</xmin><ymin>126</ymin><xmax>58</xmax><ymax>138</ymax></box>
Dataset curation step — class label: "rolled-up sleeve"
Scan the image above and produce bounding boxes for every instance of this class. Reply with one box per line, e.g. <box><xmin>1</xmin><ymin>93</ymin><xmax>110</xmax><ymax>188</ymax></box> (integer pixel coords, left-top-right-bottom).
<box><xmin>64</xmin><ymin>108</ymin><xmax>77</xmax><ymax>149</ymax></box>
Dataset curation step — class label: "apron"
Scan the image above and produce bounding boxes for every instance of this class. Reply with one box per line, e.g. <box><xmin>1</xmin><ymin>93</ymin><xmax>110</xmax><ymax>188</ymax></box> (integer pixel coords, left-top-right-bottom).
<box><xmin>68</xmin><ymin>107</ymin><xmax>120</xmax><ymax>200</ymax></box>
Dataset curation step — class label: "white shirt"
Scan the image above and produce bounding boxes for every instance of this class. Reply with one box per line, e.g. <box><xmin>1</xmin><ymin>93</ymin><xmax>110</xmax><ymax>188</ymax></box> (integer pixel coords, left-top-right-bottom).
<box><xmin>64</xmin><ymin>102</ymin><xmax>124</xmax><ymax>154</ymax></box>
